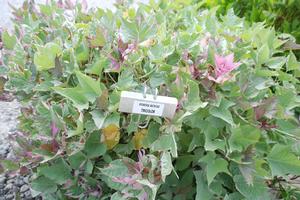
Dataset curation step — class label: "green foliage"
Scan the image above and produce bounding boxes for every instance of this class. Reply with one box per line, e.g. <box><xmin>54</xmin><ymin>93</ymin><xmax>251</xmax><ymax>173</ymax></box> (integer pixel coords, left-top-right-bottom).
<box><xmin>202</xmin><ymin>0</ymin><xmax>300</xmax><ymax>56</ymax></box>
<box><xmin>2</xmin><ymin>0</ymin><xmax>300</xmax><ymax>199</ymax></box>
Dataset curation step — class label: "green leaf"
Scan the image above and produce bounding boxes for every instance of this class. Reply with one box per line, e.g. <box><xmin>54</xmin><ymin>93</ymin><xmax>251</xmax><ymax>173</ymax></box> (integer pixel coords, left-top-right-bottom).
<box><xmin>116</xmin><ymin>69</ymin><xmax>138</xmax><ymax>90</ymax></box>
<box><xmin>34</xmin><ymin>51</ymin><xmax>55</xmax><ymax>71</ymax></box>
<box><xmin>200</xmin><ymin>152</ymin><xmax>230</xmax><ymax>185</ymax></box>
<box><xmin>111</xmin><ymin>192</ymin><xmax>127</xmax><ymax>200</ymax></box>
<box><xmin>89</xmin><ymin>28</ymin><xmax>106</xmax><ymax>47</ymax></box>
<box><xmin>101</xmin><ymin>159</ymin><xmax>128</xmax><ymax>178</ymax></box>
<box><xmin>120</xmin><ymin>17</ymin><xmax>156</xmax><ymax>43</ymax></box>
<box><xmin>209</xmin><ymin>98</ymin><xmax>235</xmax><ymax>126</ymax></box>
<box><xmin>69</xmin><ymin>151</ymin><xmax>87</xmax><ymax>169</ymax></box>
<box><xmin>265</xmin><ymin>57</ymin><xmax>286</xmax><ymax>69</ymax></box>
<box><xmin>39</xmin><ymin>158</ymin><xmax>72</xmax><ymax>184</ymax></box>
<box><xmin>137</xmin><ymin>179</ymin><xmax>160</xmax><ymax>199</ymax></box>
<box><xmin>229</xmin><ymin>125</ymin><xmax>261</xmax><ymax>152</ymax></box>
<box><xmin>287</xmin><ymin>51</ymin><xmax>300</xmax><ymax>71</ymax></box>
<box><xmin>184</xmin><ymin>80</ymin><xmax>208</xmax><ymax>112</ymax></box>
<box><xmin>234</xmin><ymin>175</ymin><xmax>270</xmax><ymax>200</ymax></box>
<box><xmin>188</xmin><ymin>129</ymin><xmax>204</xmax><ymax>152</ymax></box>
<box><xmin>142</xmin><ymin>122</ymin><xmax>160</xmax><ymax>148</ymax></box>
<box><xmin>53</xmin><ymin>71</ymin><xmax>101</xmax><ymax>110</ymax></box>
<box><xmin>151</xmin><ymin>133</ymin><xmax>178</xmax><ymax>157</ymax></box>
<box><xmin>194</xmin><ymin>171</ymin><xmax>214</xmax><ymax>200</ymax></box>
<box><xmin>257</xmin><ymin>44</ymin><xmax>270</xmax><ymax>66</ymax></box>
<box><xmin>85</xmin><ymin>57</ymin><xmax>109</xmax><ymax>76</ymax></box>
<box><xmin>90</xmin><ymin>110</ymin><xmax>107</xmax><ymax>129</ymax></box>
<box><xmin>267</xmin><ymin>144</ymin><xmax>300</xmax><ymax>177</ymax></box>
<box><xmin>53</xmin><ymin>86</ymin><xmax>89</xmax><ymax>110</ymax></box>
<box><xmin>138</xmin><ymin>17</ymin><xmax>157</xmax><ymax>42</ymax></box>
<box><xmin>203</xmin><ymin>122</ymin><xmax>225</xmax><ymax>151</ymax></box>
<box><xmin>83</xmin><ymin>131</ymin><xmax>106</xmax><ymax>158</ymax></box>
<box><xmin>160</xmin><ymin>151</ymin><xmax>173</xmax><ymax>182</ymax></box>
<box><xmin>34</xmin><ymin>42</ymin><xmax>62</xmax><ymax>71</ymax></box>
<box><xmin>67</xmin><ymin>112</ymin><xmax>84</xmax><ymax>137</ymax></box>
<box><xmin>120</xmin><ymin>19</ymin><xmax>138</xmax><ymax>43</ymax></box>
<box><xmin>175</xmin><ymin>155</ymin><xmax>195</xmax><ymax>171</ymax></box>
<box><xmin>2</xmin><ymin>30</ymin><xmax>17</xmax><ymax>50</ymax></box>
<box><xmin>76</xmin><ymin>71</ymin><xmax>102</xmax><ymax>102</ymax></box>
<box><xmin>148</xmin><ymin>43</ymin><xmax>174</xmax><ymax>62</ymax></box>
<box><xmin>255</xmin><ymin>69</ymin><xmax>279</xmax><ymax>77</ymax></box>
<box><xmin>31</xmin><ymin>176</ymin><xmax>57</xmax><ymax>194</ymax></box>
<box><xmin>75</xmin><ymin>42</ymin><xmax>89</xmax><ymax>63</ymax></box>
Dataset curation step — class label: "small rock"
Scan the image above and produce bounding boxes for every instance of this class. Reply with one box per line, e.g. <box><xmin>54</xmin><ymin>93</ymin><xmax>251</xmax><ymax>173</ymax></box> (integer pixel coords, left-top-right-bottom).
<box><xmin>6</xmin><ymin>179</ymin><xmax>14</xmax><ymax>184</ymax></box>
<box><xmin>20</xmin><ymin>185</ymin><xmax>29</xmax><ymax>193</ymax></box>
<box><xmin>0</xmin><ymin>151</ymin><xmax>7</xmax><ymax>156</ymax></box>
<box><xmin>24</xmin><ymin>190</ymin><xmax>32</xmax><ymax>198</ymax></box>
<box><xmin>0</xmin><ymin>176</ymin><xmax>6</xmax><ymax>183</ymax></box>
<box><xmin>4</xmin><ymin>183</ymin><xmax>13</xmax><ymax>192</ymax></box>
<box><xmin>6</xmin><ymin>151</ymin><xmax>16</xmax><ymax>160</ymax></box>
<box><xmin>0</xmin><ymin>144</ymin><xmax>9</xmax><ymax>150</ymax></box>
<box><xmin>5</xmin><ymin>193</ymin><xmax>14</xmax><ymax>200</ymax></box>
<box><xmin>12</xmin><ymin>185</ymin><xmax>18</xmax><ymax>193</ymax></box>
<box><xmin>16</xmin><ymin>178</ymin><xmax>24</xmax><ymax>187</ymax></box>
<box><xmin>0</xmin><ymin>183</ymin><xmax>4</xmax><ymax>189</ymax></box>
<box><xmin>23</xmin><ymin>176</ymin><xmax>30</xmax><ymax>184</ymax></box>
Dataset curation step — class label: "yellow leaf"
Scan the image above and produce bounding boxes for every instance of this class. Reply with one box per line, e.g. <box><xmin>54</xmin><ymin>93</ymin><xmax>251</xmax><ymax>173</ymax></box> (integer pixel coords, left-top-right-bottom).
<box><xmin>132</xmin><ymin>129</ymin><xmax>147</xmax><ymax>150</ymax></box>
<box><xmin>102</xmin><ymin>124</ymin><xmax>120</xmax><ymax>149</ymax></box>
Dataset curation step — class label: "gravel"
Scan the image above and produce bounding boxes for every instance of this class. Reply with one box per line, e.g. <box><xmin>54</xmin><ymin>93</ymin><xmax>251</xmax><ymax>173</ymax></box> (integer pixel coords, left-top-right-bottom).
<box><xmin>0</xmin><ymin>141</ymin><xmax>36</xmax><ymax>199</ymax></box>
<box><xmin>0</xmin><ymin>98</ymin><xmax>36</xmax><ymax>199</ymax></box>
<box><xmin>0</xmin><ymin>100</ymin><xmax>20</xmax><ymax>141</ymax></box>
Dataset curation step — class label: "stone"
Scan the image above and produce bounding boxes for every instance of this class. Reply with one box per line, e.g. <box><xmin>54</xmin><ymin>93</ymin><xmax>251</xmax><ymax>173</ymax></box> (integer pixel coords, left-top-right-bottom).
<box><xmin>0</xmin><ymin>176</ymin><xmax>6</xmax><ymax>183</ymax></box>
<box><xmin>4</xmin><ymin>183</ymin><xmax>13</xmax><ymax>193</ymax></box>
<box><xmin>20</xmin><ymin>185</ymin><xmax>29</xmax><ymax>193</ymax></box>
<box><xmin>8</xmin><ymin>127</ymin><xmax>16</xmax><ymax>133</ymax></box>
<box><xmin>24</xmin><ymin>190</ymin><xmax>32</xmax><ymax>198</ymax></box>
<box><xmin>6</xmin><ymin>151</ymin><xmax>16</xmax><ymax>160</ymax></box>
<box><xmin>12</xmin><ymin>185</ymin><xmax>18</xmax><ymax>193</ymax></box>
<box><xmin>5</xmin><ymin>193</ymin><xmax>14</xmax><ymax>200</ymax></box>
<box><xmin>23</xmin><ymin>176</ymin><xmax>30</xmax><ymax>184</ymax></box>
<box><xmin>6</xmin><ymin>179</ymin><xmax>14</xmax><ymax>184</ymax></box>
<box><xmin>0</xmin><ymin>149</ymin><xmax>7</xmax><ymax>157</ymax></box>
<box><xmin>16</xmin><ymin>178</ymin><xmax>24</xmax><ymax>187</ymax></box>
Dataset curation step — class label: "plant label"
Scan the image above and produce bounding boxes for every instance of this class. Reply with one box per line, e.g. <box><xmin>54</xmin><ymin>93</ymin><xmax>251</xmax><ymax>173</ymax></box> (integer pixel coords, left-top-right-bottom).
<box><xmin>119</xmin><ymin>91</ymin><xmax>178</xmax><ymax>118</ymax></box>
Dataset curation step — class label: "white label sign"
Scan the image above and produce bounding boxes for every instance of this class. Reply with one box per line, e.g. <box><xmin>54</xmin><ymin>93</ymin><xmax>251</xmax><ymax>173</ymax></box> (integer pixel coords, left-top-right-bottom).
<box><xmin>132</xmin><ymin>101</ymin><xmax>165</xmax><ymax>116</ymax></box>
<box><xmin>119</xmin><ymin>91</ymin><xmax>178</xmax><ymax>118</ymax></box>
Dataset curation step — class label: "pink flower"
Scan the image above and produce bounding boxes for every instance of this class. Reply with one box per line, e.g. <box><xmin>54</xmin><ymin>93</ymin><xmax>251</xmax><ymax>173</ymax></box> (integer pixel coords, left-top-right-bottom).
<box><xmin>208</xmin><ymin>53</ymin><xmax>241</xmax><ymax>84</ymax></box>
<box><xmin>51</xmin><ymin>122</ymin><xmax>59</xmax><ymax>138</ymax></box>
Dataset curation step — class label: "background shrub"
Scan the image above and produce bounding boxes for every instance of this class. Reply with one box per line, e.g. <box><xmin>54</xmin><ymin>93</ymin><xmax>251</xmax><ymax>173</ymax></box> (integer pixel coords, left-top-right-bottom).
<box><xmin>202</xmin><ymin>0</ymin><xmax>300</xmax><ymax>56</ymax></box>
